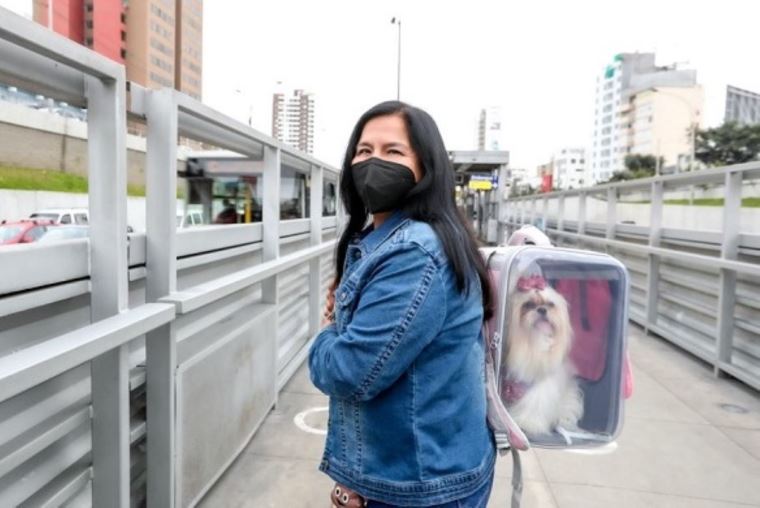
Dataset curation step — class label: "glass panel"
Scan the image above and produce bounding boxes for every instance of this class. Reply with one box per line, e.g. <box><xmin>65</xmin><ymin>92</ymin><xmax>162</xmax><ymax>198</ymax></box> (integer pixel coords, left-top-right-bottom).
<box><xmin>323</xmin><ymin>179</ymin><xmax>337</xmax><ymax>216</ymax></box>
<box><xmin>487</xmin><ymin>247</ymin><xmax>628</xmax><ymax>448</ymax></box>
<box><xmin>208</xmin><ymin>176</ymin><xmax>262</xmax><ymax>224</ymax></box>
<box><xmin>280</xmin><ymin>167</ymin><xmax>307</xmax><ymax>220</ymax></box>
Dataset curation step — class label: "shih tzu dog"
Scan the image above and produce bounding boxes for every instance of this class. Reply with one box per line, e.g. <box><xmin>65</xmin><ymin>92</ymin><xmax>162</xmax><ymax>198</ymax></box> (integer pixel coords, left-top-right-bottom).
<box><xmin>502</xmin><ymin>274</ymin><xmax>584</xmax><ymax>435</ymax></box>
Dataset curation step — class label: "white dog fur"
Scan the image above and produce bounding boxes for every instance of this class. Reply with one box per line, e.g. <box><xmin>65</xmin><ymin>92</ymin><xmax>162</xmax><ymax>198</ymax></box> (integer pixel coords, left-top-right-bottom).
<box><xmin>503</xmin><ymin>282</ymin><xmax>584</xmax><ymax>435</ymax></box>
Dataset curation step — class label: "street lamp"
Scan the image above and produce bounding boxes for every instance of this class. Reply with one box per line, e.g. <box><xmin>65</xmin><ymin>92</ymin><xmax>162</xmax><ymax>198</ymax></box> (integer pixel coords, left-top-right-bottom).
<box><xmin>391</xmin><ymin>17</ymin><xmax>401</xmax><ymax>100</ymax></box>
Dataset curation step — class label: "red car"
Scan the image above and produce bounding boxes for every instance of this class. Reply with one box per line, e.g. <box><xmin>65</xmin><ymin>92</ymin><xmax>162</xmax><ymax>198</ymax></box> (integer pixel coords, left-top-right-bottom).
<box><xmin>0</xmin><ymin>219</ymin><xmax>55</xmax><ymax>245</ymax></box>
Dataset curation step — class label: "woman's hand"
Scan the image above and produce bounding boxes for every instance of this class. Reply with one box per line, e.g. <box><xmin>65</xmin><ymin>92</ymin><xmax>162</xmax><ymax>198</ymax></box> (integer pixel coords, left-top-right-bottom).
<box><xmin>321</xmin><ymin>278</ymin><xmax>338</xmax><ymax>327</ymax></box>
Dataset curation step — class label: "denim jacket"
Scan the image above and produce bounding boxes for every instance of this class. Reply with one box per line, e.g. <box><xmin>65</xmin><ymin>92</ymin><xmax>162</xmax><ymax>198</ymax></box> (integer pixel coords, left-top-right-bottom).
<box><xmin>309</xmin><ymin>210</ymin><xmax>496</xmax><ymax>506</ymax></box>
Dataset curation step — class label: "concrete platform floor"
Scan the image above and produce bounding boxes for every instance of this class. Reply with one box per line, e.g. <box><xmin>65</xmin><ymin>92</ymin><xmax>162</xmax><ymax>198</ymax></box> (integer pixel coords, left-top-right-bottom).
<box><xmin>200</xmin><ymin>325</ymin><xmax>760</xmax><ymax>507</ymax></box>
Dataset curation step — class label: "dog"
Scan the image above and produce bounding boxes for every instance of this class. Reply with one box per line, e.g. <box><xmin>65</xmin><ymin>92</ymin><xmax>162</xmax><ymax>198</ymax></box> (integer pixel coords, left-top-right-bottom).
<box><xmin>501</xmin><ymin>274</ymin><xmax>584</xmax><ymax>436</ymax></box>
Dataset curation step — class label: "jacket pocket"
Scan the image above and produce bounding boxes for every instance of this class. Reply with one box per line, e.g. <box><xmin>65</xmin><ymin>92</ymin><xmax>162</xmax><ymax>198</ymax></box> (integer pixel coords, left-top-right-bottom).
<box><xmin>335</xmin><ymin>280</ymin><xmax>358</xmax><ymax>331</ymax></box>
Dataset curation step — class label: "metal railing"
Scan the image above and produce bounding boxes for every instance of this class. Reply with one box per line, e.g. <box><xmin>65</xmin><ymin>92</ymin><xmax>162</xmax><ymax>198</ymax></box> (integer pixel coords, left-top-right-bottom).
<box><xmin>500</xmin><ymin>161</ymin><xmax>760</xmax><ymax>392</ymax></box>
<box><xmin>0</xmin><ymin>7</ymin><xmax>340</xmax><ymax>507</ymax></box>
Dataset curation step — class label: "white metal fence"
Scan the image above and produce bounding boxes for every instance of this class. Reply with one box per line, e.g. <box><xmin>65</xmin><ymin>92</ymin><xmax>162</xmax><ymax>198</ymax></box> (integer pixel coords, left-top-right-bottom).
<box><xmin>0</xmin><ymin>8</ymin><xmax>339</xmax><ymax>507</ymax></box>
<box><xmin>500</xmin><ymin>162</ymin><xmax>760</xmax><ymax>392</ymax></box>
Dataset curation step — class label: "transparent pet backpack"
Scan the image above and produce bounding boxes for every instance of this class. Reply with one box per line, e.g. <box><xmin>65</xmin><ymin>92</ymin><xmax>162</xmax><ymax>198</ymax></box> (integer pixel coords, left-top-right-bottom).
<box><xmin>480</xmin><ymin>245</ymin><xmax>630</xmax><ymax>507</ymax></box>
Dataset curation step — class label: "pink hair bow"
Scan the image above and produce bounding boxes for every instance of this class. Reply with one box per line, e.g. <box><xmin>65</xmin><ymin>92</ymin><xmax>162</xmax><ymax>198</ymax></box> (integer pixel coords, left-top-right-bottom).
<box><xmin>516</xmin><ymin>275</ymin><xmax>546</xmax><ymax>292</ymax></box>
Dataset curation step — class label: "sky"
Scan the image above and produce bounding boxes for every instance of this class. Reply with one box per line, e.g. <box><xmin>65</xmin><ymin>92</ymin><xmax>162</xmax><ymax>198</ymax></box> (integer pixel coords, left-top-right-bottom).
<box><xmin>200</xmin><ymin>0</ymin><xmax>760</xmax><ymax>170</ymax></box>
<box><xmin>2</xmin><ymin>0</ymin><xmax>760</xmax><ymax>171</ymax></box>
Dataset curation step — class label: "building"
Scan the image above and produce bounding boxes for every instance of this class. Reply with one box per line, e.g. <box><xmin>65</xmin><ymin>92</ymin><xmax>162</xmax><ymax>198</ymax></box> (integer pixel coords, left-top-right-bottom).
<box><xmin>174</xmin><ymin>0</ymin><xmax>202</xmax><ymax>100</ymax></box>
<box><xmin>125</xmin><ymin>0</ymin><xmax>202</xmax><ymax>100</ymax></box>
<box><xmin>552</xmin><ymin>147</ymin><xmax>587</xmax><ymax>190</ymax></box>
<box><xmin>33</xmin><ymin>0</ymin><xmax>126</xmax><ymax>63</ymax></box>
<box><xmin>477</xmin><ymin>106</ymin><xmax>503</xmax><ymax>151</ymax></box>
<box><xmin>32</xmin><ymin>0</ymin><xmax>203</xmax><ymax>100</ymax></box>
<box><xmin>590</xmin><ymin>53</ymin><xmax>697</xmax><ymax>183</ymax></box>
<box><xmin>627</xmin><ymin>86</ymin><xmax>703</xmax><ymax>172</ymax></box>
<box><xmin>725</xmin><ymin>85</ymin><xmax>760</xmax><ymax>126</ymax></box>
<box><xmin>272</xmin><ymin>88</ymin><xmax>315</xmax><ymax>154</ymax></box>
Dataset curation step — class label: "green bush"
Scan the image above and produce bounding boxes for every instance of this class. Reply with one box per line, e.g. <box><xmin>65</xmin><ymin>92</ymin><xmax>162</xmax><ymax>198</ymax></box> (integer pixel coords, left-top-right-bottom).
<box><xmin>0</xmin><ymin>165</ymin><xmax>151</xmax><ymax>196</ymax></box>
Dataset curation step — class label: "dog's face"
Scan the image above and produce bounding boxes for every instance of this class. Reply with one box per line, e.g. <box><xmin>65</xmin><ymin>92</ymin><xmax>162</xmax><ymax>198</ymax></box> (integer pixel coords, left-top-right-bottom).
<box><xmin>506</xmin><ymin>283</ymin><xmax>573</xmax><ymax>380</ymax></box>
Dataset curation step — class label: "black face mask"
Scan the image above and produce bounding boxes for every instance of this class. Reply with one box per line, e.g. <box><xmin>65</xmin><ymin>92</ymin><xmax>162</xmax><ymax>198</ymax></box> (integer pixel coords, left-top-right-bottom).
<box><xmin>351</xmin><ymin>157</ymin><xmax>417</xmax><ymax>213</ymax></box>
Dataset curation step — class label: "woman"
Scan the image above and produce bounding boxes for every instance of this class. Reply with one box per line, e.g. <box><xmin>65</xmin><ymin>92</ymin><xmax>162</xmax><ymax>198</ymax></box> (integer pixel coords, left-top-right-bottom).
<box><xmin>309</xmin><ymin>101</ymin><xmax>496</xmax><ymax>508</ymax></box>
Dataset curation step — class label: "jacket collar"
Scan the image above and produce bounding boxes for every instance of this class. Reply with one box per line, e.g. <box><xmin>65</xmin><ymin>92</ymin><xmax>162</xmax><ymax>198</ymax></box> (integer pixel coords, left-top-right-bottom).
<box><xmin>353</xmin><ymin>209</ymin><xmax>411</xmax><ymax>255</ymax></box>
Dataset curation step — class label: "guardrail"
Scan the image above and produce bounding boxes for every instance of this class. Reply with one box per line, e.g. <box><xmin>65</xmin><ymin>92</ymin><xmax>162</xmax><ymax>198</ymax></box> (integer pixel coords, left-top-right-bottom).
<box><xmin>0</xmin><ymin>7</ymin><xmax>341</xmax><ymax>507</ymax></box>
<box><xmin>500</xmin><ymin>161</ymin><xmax>760</xmax><ymax>392</ymax></box>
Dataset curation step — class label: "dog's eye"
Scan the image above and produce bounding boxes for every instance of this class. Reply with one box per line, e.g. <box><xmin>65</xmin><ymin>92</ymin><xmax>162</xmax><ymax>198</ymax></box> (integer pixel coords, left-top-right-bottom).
<box><xmin>523</xmin><ymin>301</ymin><xmax>536</xmax><ymax>310</ymax></box>
<box><xmin>546</xmin><ymin>302</ymin><xmax>555</xmax><ymax>308</ymax></box>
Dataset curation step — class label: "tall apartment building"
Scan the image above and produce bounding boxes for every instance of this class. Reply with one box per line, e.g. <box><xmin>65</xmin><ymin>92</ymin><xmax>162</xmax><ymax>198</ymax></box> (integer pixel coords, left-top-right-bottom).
<box><xmin>627</xmin><ymin>86</ymin><xmax>703</xmax><ymax>171</ymax></box>
<box><xmin>272</xmin><ymin>88</ymin><xmax>315</xmax><ymax>154</ymax></box>
<box><xmin>125</xmin><ymin>0</ymin><xmax>202</xmax><ymax>100</ymax></box>
<box><xmin>174</xmin><ymin>0</ymin><xmax>202</xmax><ymax>99</ymax></box>
<box><xmin>33</xmin><ymin>0</ymin><xmax>126</xmax><ymax>63</ymax></box>
<box><xmin>477</xmin><ymin>106</ymin><xmax>502</xmax><ymax>151</ymax></box>
<box><xmin>32</xmin><ymin>0</ymin><xmax>202</xmax><ymax>100</ymax></box>
<box><xmin>552</xmin><ymin>147</ymin><xmax>587</xmax><ymax>190</ymax></box>
<box><xmin>590</xmin><ymin>53</ymin><xmax>696</xmax><ymax>183</ymax></box>
<box><xmin>725</xmin><ymin>85</ymin><xmax>760</xmax><ymax>126</ymax></box>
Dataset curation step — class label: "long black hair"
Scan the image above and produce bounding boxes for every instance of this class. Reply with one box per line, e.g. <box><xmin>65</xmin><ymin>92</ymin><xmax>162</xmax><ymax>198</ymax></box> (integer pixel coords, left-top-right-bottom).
<box><xmin>334</xmin><ymin>100</ymin><xmax>494</xmax><ymax>321</ymax></box>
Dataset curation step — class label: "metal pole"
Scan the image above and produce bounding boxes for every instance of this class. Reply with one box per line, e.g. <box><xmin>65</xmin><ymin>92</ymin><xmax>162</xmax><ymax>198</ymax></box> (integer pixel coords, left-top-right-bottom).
<box><xmin>606</xmin><ymin>187</ymin><xmax>617</xmax><ymax>240</ymax></box>
<box><xmin>144</xmin><ymin>88</ymin><xmax>178</xmax><ymax>508</ymax></box>
<box><xmin>262</xmin><ymin>145</ymin><xmax>281</xmax><ymax>300</ymax></box>
<box><xmin>715</xmin><ymin>170</ymin><xmax>742</xmax><ymax>377</ymax></box>
<box><xmin>309</xmin><ymin>165</ymin><xmax>324</xmax><ymax>337</ymax></box>
<box><xmin>85</xmin><ymin>71</ymin><xmax>130</xmax><ymax>508</ymax></box>
<box><xmin>691</xmin><ymin>121</ymin><xmax>697</xmax><ymax>171</ymax></box>
<box><xmin>645</xmin><ymin>180</ymin><xmax>664</xmax><ymax>330</ymax></box>
<box><xmin>397</xmin><ymin>21</ymin><xmax>401</xmax><ymax>100</ymax></box>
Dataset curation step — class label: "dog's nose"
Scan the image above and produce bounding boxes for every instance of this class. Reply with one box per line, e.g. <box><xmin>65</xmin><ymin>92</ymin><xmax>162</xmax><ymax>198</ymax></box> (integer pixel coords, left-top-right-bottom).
<box><xmin>537</xmin><ymin>307</ymin><xmax>547</xmax><ymax>316</ymax></box>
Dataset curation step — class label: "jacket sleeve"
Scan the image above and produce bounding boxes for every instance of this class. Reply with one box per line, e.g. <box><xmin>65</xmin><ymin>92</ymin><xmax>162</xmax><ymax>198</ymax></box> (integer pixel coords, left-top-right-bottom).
<box><xmin>309</xmin><ymin>243</ymin><xmax>447</xmax><ymax>402</ymax></box>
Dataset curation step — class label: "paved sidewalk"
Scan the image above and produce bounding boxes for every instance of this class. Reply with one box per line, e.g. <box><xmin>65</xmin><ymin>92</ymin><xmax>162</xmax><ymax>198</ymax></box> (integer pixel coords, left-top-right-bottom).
<box><xmin>200</xmin><ymin>325</ymin><xmax>760</xmax><ymax>507</ymax></box>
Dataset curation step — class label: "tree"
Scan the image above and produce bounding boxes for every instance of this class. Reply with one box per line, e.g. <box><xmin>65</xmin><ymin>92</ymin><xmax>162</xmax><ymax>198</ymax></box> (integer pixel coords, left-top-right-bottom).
<box><xmin>695</xmin><ymin>122</ymin><xmax>760</xmax><ymax>167</ymax></box>
<box><xmin>624</xmin><ymin>154</ymin><xmax>660</xmax><ymax>174</ymax></box>
<box><xmin>597</xmin><ymin>154</ymin><xmax>662</xmax><ymax>184</ymax></box>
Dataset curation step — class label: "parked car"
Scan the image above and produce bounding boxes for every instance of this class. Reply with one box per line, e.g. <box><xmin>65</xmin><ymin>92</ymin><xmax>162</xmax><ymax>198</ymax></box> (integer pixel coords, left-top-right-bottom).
<box><xmin>38</xmin><ymin>225</ymin><xmax>89</xmax><ymax>242</ymax></box>
<box><xmin>0</xmin><ymin>219</ymin><xmax>54</xmax><ymax>245</ymax></box>
<box><xmin>29</xmin><ymin>209</ymin><xmax>134</xmax><ymax>232</ymax></box>
<box><xmin>29</xmin><ymin>208</ymin><xmax>89</xmax><ymax>225</ymax></box>
<box><xmin>177</xmin><ymin>210</ymin><xmax>204</xmax><ymax>228</ymax></box>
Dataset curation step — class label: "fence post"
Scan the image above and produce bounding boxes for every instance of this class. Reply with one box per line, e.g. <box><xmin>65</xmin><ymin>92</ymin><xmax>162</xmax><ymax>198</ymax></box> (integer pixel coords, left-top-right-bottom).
<box><xmin>262</xmin><ymin>145</ymin><xmax>281</xmax><ymax>398</ymax></box>
<box><xmin>715</xmin><ymin>170</ymin><xmax>742</xmax><ymax>376</ymax></box>
<box><xmin>578</xmin><ymin>191</ymin><xmax>587</xmax><ymax>250</ymax></box>
<box><xmin>144</xmin><ymin>88</ymin><xmax>178</xmax><ymax>508</ymax></box>
<box><xmin>309</xmin><ymin>165</ymin><xmax>324</xmax><ymax>337</ymax></box>
<box><xmin>498</xmin><ymin>164</ymin><xmax>510</xmax><ymax>244</ymax></box>
<box><xmin>85</xmin><ymin>71</ymin><xmax>130</xmax><ymax>507</ymax></box>
<box><xmin>606</xmin><ymin>187</ymin><xmax>617</xmax><ymax>239</ymax></box>
<box><xmin>645</xmin><ymin>180</ymin><xmax>664</xmax><ymax>330</ymax></box>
